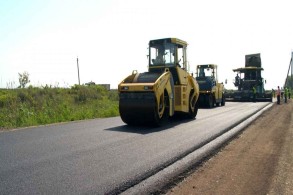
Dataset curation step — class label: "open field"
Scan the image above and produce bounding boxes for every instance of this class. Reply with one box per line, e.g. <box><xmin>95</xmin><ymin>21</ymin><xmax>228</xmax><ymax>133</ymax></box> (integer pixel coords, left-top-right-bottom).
<box><xmin>0</xmin><ymin>85</ymin><xmax>119</xmax><ymax>129</ymax></box>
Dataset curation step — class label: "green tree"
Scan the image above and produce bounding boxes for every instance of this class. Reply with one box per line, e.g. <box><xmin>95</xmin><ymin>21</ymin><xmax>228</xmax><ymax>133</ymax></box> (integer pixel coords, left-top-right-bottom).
<box><xmin>18</xmin><ymin>71</ymin><xmax>30</xmax><ymax>88</ymax></box>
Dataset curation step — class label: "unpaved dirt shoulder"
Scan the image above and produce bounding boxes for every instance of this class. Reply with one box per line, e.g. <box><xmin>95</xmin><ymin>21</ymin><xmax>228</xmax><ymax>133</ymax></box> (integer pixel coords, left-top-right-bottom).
<box><xmin>268</xmin><ymin>100</ymin><xmax>293</xmax><ymax>195</ymax></box>
<box><xmin>166</xmin><ymin>100</ymin><xmax>293</xmax><ymax>195</ymax></box>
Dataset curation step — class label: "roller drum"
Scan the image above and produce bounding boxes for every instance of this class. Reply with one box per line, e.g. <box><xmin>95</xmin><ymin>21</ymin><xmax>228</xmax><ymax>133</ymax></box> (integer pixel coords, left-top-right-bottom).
<box><xmin>119</xmin><ymin>92</ymin><xmax>160</xmax><ymax>125</ymax></box>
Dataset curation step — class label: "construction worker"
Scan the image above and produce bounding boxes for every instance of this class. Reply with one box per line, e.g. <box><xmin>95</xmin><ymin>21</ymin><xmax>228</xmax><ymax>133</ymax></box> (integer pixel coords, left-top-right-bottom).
<box><xmin>252</xmin><ymin>86</ymin><xmax>256</xmax><ymax>102</ymax></box>
<box><xmin>277</xmin><ymin>86</ymin><xmax>281</xmax><ymax>104</ymax></box>
<box><xmin>284</xmin><ymin>87</ymin><xmax>288</xmax><ymax>103</ymax></box>
<box><xmin>235</xmin><ymin>73</ymin><xmax>240</xmax><ymax>86</ymax></box>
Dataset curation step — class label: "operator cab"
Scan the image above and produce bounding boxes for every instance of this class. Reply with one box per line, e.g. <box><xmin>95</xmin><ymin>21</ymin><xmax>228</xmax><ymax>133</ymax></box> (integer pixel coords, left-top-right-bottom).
<box><xmin>196</xmin><ymin>64</ymin><xmax>218</xmax><ymax>90</ymax></box>
<box><xmin>149</xmin><ymin>38</ymin><xmax>187</xmax><ymax>69</ymax></box>
<box><xmin>232</xmin><ymin>67</ymin><xmax>265</xmax><ymax>92</ymax></box>
<box><xmin>196</xmin><ymin>64</ymin><xmax>217</xmax><ymax>82</ymax></box>
<box><xmin>148</xmin><ymin>38</ymin><xmax>188</xmax><ymax>85</ymax></box>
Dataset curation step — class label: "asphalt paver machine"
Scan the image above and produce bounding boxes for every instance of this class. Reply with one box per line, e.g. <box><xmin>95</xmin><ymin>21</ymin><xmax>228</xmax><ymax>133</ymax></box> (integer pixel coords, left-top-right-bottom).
<box><xmin>225</xmin><ymin>53</ymin><xmax>272</xmax><ymax>102</ymax></box>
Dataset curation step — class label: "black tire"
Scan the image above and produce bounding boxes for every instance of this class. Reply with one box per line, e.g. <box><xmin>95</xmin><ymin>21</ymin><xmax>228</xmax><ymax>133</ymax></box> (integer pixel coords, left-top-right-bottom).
<box><xmin>207</xmin><ymin>94</ymin><xmax>214</xmax><ymax>108</ymax></box>
<box><xmin>187</xmin><ymin>92</ymin><xmax>198</xmax><ymax>119</ymax></box>
<box><xmin>153</xmin><ymin>92</ymin><xmax>169</xmax><ymax>126</ymax></box>
<box><xmin>221</xmin><ymin>94</ymin><xmax>226</xmax><ymax>106</ymax></box>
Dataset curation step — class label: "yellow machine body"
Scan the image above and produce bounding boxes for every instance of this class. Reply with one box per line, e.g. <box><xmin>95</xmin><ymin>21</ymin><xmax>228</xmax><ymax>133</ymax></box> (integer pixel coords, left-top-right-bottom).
<box><xmin>118</xmin><ymin>38</ymin><xmax>199</xmax><ymax>125</ymax></box>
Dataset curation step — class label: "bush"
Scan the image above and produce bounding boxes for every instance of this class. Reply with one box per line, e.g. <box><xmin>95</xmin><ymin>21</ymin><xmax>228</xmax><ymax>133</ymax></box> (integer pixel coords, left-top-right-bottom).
<box><xmin>0</xmin><ymin>93</ymin><xmax>17</xmax><ymax>108</ymax></box>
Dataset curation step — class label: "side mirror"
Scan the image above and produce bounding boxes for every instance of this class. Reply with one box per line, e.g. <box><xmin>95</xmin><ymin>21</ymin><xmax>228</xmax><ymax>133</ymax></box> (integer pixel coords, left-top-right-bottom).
<box><xmin>225</xmin><ymin>79</ymin><xmax>227</xmax><ymax>84</ymax></box>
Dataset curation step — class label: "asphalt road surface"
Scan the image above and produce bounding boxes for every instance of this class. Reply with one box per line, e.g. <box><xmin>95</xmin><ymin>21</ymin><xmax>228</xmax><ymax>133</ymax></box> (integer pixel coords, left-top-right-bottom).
<box><xmin>0</xmin><ymin>102</ymin><xmax>270</xmax><ymax>194</ymax></box>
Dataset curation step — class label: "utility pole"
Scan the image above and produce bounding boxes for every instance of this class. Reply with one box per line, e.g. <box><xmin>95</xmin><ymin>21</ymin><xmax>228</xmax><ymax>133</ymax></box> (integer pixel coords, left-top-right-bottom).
<box><xmin>77</xmin><ymin>57</ymin><xmax>80</xmax><ymax>85</ymax></box>
<box><xmin>291</xmin><ymin>52</ymin><xmax>293</xmax><ymax>89</ymax></box>
<box><xmin>284</xmin><ymin>52</ymin><xmax>293</xmax><ymax>89</ymax></box>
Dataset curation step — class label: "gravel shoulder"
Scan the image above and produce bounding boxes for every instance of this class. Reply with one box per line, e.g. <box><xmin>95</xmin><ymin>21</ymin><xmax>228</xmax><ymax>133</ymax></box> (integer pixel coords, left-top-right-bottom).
<box><xmin>166</xmin><ymin>99</ymin><xmax>293</xmax><ymax>195</ymax></box>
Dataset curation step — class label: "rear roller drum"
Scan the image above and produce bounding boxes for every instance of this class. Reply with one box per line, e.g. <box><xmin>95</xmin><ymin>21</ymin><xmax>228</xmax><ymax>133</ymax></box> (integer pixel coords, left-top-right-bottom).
<box><xmin>187</xmin><ymin>92</ymin><xmax>198</xmax><ymax>119</ymax></box>
<box><xmin>206</xmin><ymin>94</ymin><xmax>214</xmax><ymax>108</ymax></box>
<box><xmin>221</xmin><ymin>94</ymin><xmax>226</xmax><ymax>106</ymax></box>
<box><xmin>153</xmin><ymin>93</ymin><xmax>169</xmax><ymax>126</ymax></box>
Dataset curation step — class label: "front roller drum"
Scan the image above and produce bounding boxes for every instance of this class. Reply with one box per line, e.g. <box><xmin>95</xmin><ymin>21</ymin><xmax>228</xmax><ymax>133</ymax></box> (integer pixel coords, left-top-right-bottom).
<box><xmin>119</xmin><ymin>92</ymin><xmax>166</xmax><ymax>126</ymax></box>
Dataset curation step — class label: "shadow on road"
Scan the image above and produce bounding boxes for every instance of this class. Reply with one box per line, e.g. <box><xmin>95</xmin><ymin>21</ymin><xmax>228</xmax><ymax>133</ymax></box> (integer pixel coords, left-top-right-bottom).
<box><xmin>104</xmin><ymin>117</ymin><xmax>196</xmax><ymax>135</ymax></box>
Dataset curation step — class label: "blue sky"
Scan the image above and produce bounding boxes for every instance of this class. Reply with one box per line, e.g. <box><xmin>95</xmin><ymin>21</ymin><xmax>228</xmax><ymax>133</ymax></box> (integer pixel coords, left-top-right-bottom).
<box><xmin>0</xmin><ymin>0</ymin><xmax>292</xmax><ymax>89</ymax></box>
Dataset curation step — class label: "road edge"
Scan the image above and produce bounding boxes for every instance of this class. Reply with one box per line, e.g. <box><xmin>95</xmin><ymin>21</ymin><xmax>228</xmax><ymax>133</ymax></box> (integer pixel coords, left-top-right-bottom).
<box><xmin>121</xmin><ymin>103</ymin><xmax>274</xmax><ymax>195</ymax></box>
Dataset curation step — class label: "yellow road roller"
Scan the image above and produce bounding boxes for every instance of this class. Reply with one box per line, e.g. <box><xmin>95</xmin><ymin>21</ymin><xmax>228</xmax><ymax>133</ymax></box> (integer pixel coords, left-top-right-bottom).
<box><xmin>195</xmin><ymin>64</ymin><xmax>225</xmax><ymax>108</ymax></box>
<box><xmin>118</xmin><ymin>38</ymin><xmax>199</xmax><ymax>126</ymax></box>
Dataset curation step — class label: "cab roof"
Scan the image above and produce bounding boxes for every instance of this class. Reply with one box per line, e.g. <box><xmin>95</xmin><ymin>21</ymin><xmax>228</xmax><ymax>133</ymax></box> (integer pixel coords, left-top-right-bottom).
<box><xmin>149</xmin><ymin>38</ymin><xmax>188</xmax><ymax>47</ymax></box>
<box><xmin>233</xmin><ymin>67</ymin><xmax>264</xmax><ymax>72</ymax></box>
<box><xmin>197</xmin><ymin>64</ymin><xmax>217</xmax><ymax>69</ymax></box>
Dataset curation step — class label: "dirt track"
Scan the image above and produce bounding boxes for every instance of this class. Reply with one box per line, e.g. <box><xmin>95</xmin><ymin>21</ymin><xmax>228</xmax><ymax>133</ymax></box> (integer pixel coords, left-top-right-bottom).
<box><xmin>166</xmin><ymin>100</ymin><xmax>293</xmax><ymax>195</ymax></box>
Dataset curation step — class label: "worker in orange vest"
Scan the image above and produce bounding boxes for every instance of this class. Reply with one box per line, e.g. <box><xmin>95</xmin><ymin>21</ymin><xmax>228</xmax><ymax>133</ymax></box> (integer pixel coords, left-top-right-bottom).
<box><xmin>277</xmin><ymin>86</ymin><xmax>281</xmax><ymax>105</ymax></box>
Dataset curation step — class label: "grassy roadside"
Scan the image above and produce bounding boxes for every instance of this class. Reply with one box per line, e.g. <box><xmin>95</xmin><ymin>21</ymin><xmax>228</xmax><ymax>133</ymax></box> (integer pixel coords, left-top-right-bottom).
<box><xmin>0</xmin><ymin>85</ymin><xmax>119</xmax><ymax>129</ymax></box>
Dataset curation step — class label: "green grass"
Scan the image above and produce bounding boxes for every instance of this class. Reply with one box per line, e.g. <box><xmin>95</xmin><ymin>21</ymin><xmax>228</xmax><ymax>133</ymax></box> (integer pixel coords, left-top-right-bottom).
<box><xmin>0</xmin><ymin>85</ymin><xmax>119</xmax><ymax>129</ymax></box>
